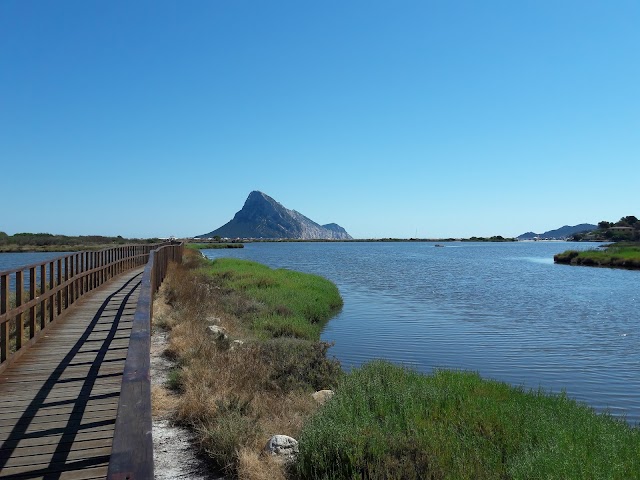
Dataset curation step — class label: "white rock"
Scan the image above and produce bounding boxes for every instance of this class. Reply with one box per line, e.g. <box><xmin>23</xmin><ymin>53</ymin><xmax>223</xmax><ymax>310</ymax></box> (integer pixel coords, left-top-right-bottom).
<box><xmin>264</xmin><ymin>435</ymin><xmax>299</xmax><ymax>461</ymax></box>
<box><xmin>207</xmin><ymin>325</ymin><xmax>228</xmax><ymax>340</ymax></box>
<box><xmin>312</xmin><ymin>389</ymin><xmax>334</xmax><ymax>404</ymax></box>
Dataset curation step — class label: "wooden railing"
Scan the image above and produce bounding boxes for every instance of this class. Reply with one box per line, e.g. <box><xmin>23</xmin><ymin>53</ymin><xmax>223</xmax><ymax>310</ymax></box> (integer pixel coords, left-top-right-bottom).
<box><xmin>107</xmin><ymin>241</ymin><xmax>184</xmax><ymax>480</ymax></box>
<box><xmin>0</xmin><ymin>242</ymin><xmax>171</xmax><ymax>372</ymax></box>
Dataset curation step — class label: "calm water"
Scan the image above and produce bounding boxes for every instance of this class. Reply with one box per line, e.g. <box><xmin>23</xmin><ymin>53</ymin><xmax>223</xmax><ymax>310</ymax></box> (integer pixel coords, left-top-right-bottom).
<box><xmin>202</xmin><ymin>241</ymin><xmax>640</xmax><ymax>425</ymax></box>
<box><xmin>0</xmin><ymin>252</ymin><xmax>72</xmax><ymax>289</ymax></box>
<box><xmin>0</xmin><ymin>252</ymin><xmax>72</xmax><ymax>273</ymax></box>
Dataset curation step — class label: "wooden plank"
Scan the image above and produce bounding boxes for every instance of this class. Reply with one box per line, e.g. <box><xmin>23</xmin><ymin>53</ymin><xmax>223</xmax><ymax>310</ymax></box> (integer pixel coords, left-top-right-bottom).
<box><xmin>0</xmin><ymin>456</ymin><xmax>109</xmax><ymax>478</ymax></box>
<box><xmin>0</xmin><ymin>424</ymin><xmax>116</xmax><ymax>447</ymax></box>
<box><xmin>0</xmin><ymin>429</ymin><xmax>115</xmax><ymax>452</ymax></box>
<box><xmin>1</xmin><ymin>444</ymin><xmax>112</xmax><ymax>469</ymax></box>
<box><xmin>0</xmin><ymin>408</ymin><xmax>119</xmax><ymax>429</ymax></box>
<box><xmin>0</xmin><ymin>402</ymin><xmax>118</xmax><ymax>422</ymax></box>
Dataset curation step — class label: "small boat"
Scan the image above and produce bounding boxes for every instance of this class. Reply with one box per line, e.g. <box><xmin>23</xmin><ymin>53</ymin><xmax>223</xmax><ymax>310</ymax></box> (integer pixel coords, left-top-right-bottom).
<box><xmin>434</xmin><ymin>244</ymin><xmax>445</xmax><ymax>247</ymax></box>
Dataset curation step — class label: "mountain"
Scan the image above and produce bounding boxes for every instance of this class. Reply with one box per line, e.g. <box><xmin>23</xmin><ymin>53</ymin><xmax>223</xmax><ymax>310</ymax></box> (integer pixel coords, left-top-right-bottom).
<box><xmin>199</xmin><ymin>191</ymin><xmax>353</xmax><ymax>240</ymax></box>
<box><xmin>517</xmin><ymin>224</ymin><xmax>597</xmax><ymax>240</ymax></box>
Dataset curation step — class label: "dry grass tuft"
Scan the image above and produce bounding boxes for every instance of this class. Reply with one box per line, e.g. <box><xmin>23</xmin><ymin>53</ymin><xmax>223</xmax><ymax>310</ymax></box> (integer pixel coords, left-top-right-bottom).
<box><xmin>151</xmin><ymin>384</ymin><xmax>179</xmax><ymax>418</ymax></box>
<box><xmin>237</xmin><ymin>447</ymin><xmax>286</xmax><ymax>480</ymax></box>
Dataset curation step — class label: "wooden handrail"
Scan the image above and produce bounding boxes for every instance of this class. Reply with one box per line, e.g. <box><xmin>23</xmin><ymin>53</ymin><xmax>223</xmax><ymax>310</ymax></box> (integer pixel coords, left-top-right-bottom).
<box><xmin>0</xmin><ymin>242</ymin><xmax>171</xmax><ymax>371</ymax></box>
<box><xmin>107</xmin><ymin>241</ymin><xmax>184</xmax><ymax>480</ymax></box>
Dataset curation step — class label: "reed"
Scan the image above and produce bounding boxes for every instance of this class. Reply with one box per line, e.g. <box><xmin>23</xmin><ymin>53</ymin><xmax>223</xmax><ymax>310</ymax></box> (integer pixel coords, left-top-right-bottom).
<box><xmin>294</xmin><ymin>361</ymin><xmax>640</xmax><ymax>479</ymax></box>
<box><xmin>555</xmin><ymin>242</ymin><xmax>640</xmax><ymax>269</ymax></box>
<box><xmin>198</xmin><ymin>258</ymin><xmax>343</xmax><ymax>340</ymax></box>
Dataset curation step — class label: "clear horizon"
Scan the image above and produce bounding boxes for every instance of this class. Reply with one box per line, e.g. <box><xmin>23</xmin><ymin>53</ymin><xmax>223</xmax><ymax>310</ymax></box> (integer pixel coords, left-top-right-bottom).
<box><xmin>2</xmin><ymin>1</ymin><xmax>638</xmax><ymax>239</ymax></box>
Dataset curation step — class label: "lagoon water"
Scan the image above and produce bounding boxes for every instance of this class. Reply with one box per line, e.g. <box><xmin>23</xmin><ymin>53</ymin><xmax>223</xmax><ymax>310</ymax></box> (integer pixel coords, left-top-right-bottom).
<box><xmin>0</xmin><ymin>252</ymin><xmax>73</xmax><ymax>289</ymax></box>
<box><xmin>202</xmin><ymin>241</ymin><xmax>640</xmax><ymax>425</ymax></box>
<box><xmin>0</xmin><ymin>252</ymin><xmax>70</xmax><ymax>273</ymax></box>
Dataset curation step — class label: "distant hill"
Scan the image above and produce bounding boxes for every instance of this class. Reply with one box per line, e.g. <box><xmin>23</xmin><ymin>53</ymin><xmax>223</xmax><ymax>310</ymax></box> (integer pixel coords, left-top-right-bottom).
<box><xmin>199</xmin><ymin>191</ymin><xmax>353</xmax><ymax>240</ymax></box>
<box><xmin>518</xmin><ymin>224</ymin><xmax>597</xmax><ymax>240</ymax></box>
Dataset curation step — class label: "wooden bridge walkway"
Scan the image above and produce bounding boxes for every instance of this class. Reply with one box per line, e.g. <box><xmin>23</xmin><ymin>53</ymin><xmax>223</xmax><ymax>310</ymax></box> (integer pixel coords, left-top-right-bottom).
<box><xmin>0</xmin><ymin>268</ymin><xmax>143</xmax><ymax>479</ymax></box>
<box><xmin>0</xmin><ymin>242</ymin><xmax>183</xmax><ymax>479</ymax></box>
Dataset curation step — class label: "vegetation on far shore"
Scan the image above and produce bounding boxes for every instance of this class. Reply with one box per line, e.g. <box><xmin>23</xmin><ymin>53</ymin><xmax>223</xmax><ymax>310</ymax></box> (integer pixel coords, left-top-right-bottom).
<box><xmin>208</xmin><ymin>236</ymin><xmax>518</xmax><ymax>243</ymax></box>
<box><xmin>555</xmin><ymin>242</ymin><xmax>640</xmax><ymax>269</ymax></box>
<box><xmin>155</xmin><ymin>249</ymin><xmax>639</xmax><ymax>479</ymax></box>
<box><xmin>570</xmin><ymin>215</ymin><xmax>639</xmax><ymax>242</ymax></box>
<box><xmin>187</xmin><ymin>242</ymin><xmax>244</xmax><ymax>249</ymax></box>
<box><xmin>0</xmin><ymin>231</ymin><xmax>161</xmax><ymax>252</ymax></box>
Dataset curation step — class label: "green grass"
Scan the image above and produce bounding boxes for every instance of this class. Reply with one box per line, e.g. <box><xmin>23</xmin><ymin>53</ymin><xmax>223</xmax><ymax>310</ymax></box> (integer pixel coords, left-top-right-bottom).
<box><xmin>555</xmin><ymin>243</ymin><xmax>640</xmax><ymax>269</ymax></box>
<box><xmin>200</xmin><ymin>258</ymin><xmax>343</xmax><ymax>340</ymax></box>
<box><xmin>294</xmin><ymin>361</ymin><xmax>640</xmax><ymax>480</ymax></box>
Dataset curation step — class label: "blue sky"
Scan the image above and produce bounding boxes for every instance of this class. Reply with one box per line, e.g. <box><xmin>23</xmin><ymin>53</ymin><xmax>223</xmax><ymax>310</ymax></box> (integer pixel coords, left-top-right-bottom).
<box><xmin>1</xmin><ymin>1</ymin><xmax>638</xmax><ymax>239</ymax></box>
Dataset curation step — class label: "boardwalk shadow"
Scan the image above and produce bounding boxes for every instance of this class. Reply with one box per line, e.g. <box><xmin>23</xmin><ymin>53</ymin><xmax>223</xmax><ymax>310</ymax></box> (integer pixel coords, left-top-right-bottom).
<box><xmin>0</xmin><ymin>273</ymin><xmax>142</xmax><ymax>479</ymax></box>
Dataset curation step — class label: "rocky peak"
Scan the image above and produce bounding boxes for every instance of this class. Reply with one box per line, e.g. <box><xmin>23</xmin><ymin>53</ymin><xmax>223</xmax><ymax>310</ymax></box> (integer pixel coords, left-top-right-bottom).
<box><xmin>199</xmin><ymin>191</ymin><xmax>352</xmax><ymax>240</ymax></box>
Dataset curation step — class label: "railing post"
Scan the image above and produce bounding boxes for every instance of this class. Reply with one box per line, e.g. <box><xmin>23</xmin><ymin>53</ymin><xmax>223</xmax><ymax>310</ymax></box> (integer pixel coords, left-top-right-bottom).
<box><xmin>1</xmin><ymin>274</ymin><xmax>8</xmax><ymax>363</ymax></box>
<box><xmin>49</xmin><ymin>262</ymin><xmax>55</xmax><ymax>323</ymax></box>
<box><xmin>74</xmin><ymin>253</ymin><xmax>80</xmax><ymax>302</ymax></box>
<box><xmin>40</xmin><ymin>264</ymin><xmax>46</xmax><ymax>330</ymax></box>
<box><xmin>15</xmin><ymin>270</ymin><xmax>23</xmax><ymax>351</ymax></box>
<box><xmin>29</xmin><ymin>267</ymin><xmax>36</xmax><ymax>338</ymax></box>
<box><xmin>97</xmin><ymin>252</ymin><xmax>102</xmax><ymax>286</ymax></box>
<box><xmin>108</xmin><ymin>249</ymin><xmax>112</xmax><ymax>280</ymax></box>
<box><xmin>90</xmin><ymin>252</ymin><xmax>95</xmax><ymax>290</ymax></box>
<box><xmin>64</xmin><ymin>257</ymin><xmax>69</xmax><ymax>309</ymax></box>
<box><xmin>56</xmin><ymin>259</ymin><xmax>62</xmax><ymax>316</ymax></box>
<box><xmin>87</xmin><ymin>252</ymin><xmax>90</xmax><ymax>291</ymax></box>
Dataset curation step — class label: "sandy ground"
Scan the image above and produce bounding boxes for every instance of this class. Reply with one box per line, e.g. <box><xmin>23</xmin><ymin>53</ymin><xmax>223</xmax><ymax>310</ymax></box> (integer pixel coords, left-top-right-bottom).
<box><xmin>151</xmin><ymin>329</ymin><xmax>226</xmax><ymax>480</ymax></box>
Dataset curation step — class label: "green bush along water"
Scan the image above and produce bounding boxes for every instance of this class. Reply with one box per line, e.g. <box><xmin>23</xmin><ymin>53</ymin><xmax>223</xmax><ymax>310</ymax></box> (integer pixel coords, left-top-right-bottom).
<box><xmin>201</xmin><ymin>258</ymin><xmax>343</xmax><ymax>340</ymax></box>
<box><xmin>295</xmin><ymin>361</ymin><xmax>640</xmax><ymax>480</ymax></box>
<box><xmin>555</xmin><ymin>242</ymin><xmax>640</xmax><ymax>269</ymax></box>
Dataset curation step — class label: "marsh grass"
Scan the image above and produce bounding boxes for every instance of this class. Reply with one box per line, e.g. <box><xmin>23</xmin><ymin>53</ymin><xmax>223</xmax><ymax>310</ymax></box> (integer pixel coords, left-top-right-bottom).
<box><xmin>555</xmin><ymin>242</ymin><xmax>640</xmax><ymax>269</ymax></box>
<box><xmin>294</xmin><ymin>361</ymin><xmax>640</xmax><ymax>480</ymax></box>
<box><xmin>200</xmin><ymin>258</ymin><xmax>343</xmax><ymax>340</ymax></box>
<box><xmin>154</xmin><ymin>249</ymin><xmax>342</xmax><ymax>478</ymax></box>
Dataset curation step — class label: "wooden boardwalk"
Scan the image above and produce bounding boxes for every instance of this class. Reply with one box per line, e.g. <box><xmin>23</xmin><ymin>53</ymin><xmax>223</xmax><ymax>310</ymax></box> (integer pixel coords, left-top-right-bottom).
<box><xmin>0</xmin><ymin>268</ymin><xmax>144</xmax><ymax>480</ymax></box>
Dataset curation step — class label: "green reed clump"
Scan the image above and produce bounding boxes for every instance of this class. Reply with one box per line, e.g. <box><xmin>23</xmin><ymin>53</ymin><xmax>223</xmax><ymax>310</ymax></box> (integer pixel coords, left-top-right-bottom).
<box><xmin>294</xmin><ymin>360</ymin><xmax>640</xmax><ymax>480</ymax></box>
<box><xmin>202</xmin><ymin>258</ymin><xmax>343</xmax><ymax>341</ymax></box>
<box><xmin>555</xmin><ymin>243</ymin><xmax>640</xmax><ymax>269</ymax></box>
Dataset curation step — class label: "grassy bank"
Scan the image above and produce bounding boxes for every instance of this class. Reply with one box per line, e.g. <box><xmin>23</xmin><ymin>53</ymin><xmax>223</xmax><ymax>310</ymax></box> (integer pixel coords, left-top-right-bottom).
<box><xmin>554</xmin><ymin>242</ymin><xmax>640</xmax><ymax>269</ymax></box>
<box><xmin>203</xmin><ymin>258</ymin><xmax>342</xmax><ymax>340</ymax></box>
<box><xmin>153</xmin><ymin>249</ymin><xmax>343</xmax><ymax>478</ymax></box>
<box><xmin>295</xmin><ymin>361</ymin><xmax>640</xmax><ymax>479</ymax></box>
